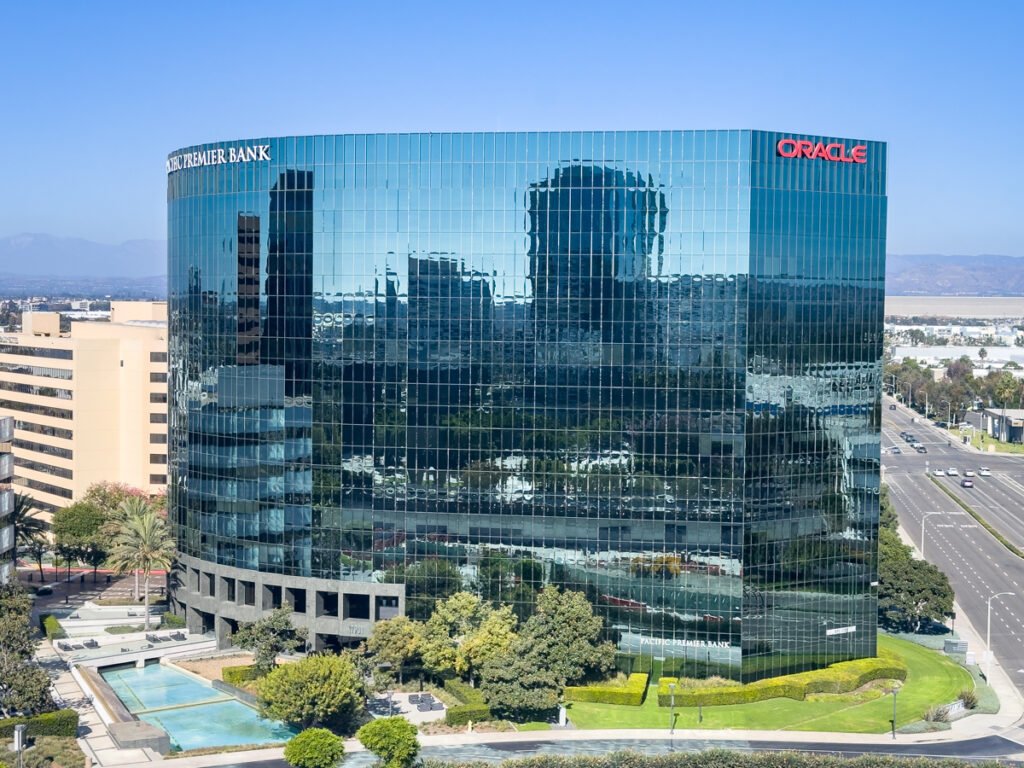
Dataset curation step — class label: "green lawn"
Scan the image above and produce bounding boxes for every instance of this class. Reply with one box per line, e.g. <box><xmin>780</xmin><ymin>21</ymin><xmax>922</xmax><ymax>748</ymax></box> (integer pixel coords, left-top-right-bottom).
<box><xmin>566</xmin><ymin>635</ymin><xmax>972</xmax><ymax>733</ymax></box>
<box><xmin>949</xmin><ymin>426</ymin><xmax>1024</xmax><ymax>455</ymax></box>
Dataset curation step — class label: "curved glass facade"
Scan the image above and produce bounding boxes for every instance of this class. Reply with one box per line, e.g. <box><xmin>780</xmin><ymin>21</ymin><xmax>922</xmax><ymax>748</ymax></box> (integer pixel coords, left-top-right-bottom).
<box><xmin>168</xmin><ymin>131</ymin><xmax>886</xmax><ymax>680</ymax></box>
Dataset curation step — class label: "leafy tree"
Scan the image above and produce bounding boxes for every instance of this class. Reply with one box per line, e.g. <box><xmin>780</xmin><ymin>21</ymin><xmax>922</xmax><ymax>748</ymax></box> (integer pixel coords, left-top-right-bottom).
<box><xmin>234</xmin><ymin>604</ymin><xmax>309</xmax><ymax>676</ymax></box>
<box><xmin>365</xmin><ymin>616</ymin><xmax>424</xmax><ymax>684</ymax></box>
<box><xmin>878</xmin><ymin>538</ymin><xmax>954</xmax><ymax>632</ymax></box>
<box><xmin>517</xmin><ymin>585</ymin><xmax>614</xmax><ymax>687</ymax></box>
<box><xmin>258</xmin><ymin>653</ymin><xmax>364</xmax><ymax>732</ymax></box>
<box><xmin>479</xmin><ymin>640</ymin><xmax>561</xmax><ymax>720</ymax></box>
<box><xmin>0</xmin><ymin>584</ymin><xmax>52</xmax><ymax>717</ymax></box>
<box><xmin>979</xmin><ymin>347</ymin><xmax>988</xmax><ymax>361</ymax></box>
<box><xmin>8</xmin><ymin>493</ymin><xmax>47</xmax><ymax>557</ymax></box>
<box><xmin>458</xmin><ymin>605</ymin><xmax>517</xmax><ymax>681</ymax></box>
<box><xmin>419</xmin><ymin>591</ymin><xmax>516</xmax><ymax>682</ymax></box>
<box><xmin>82</xmin><ymin>482</ymin><xmax>151</xmax><ymax>516</ymax></box>
<box><xmin>356</xmin><ymin>716</ymin><xmax>419</xmax><ymax>768</ymax></box>
<box><xmin>284</xmin><ymin>728</ymin><xmax>345</xmax><ymax>768</ymax></box>
<box><xmin>106</xmin><ymin>508</ymin><xmax>175</xmax><ymax>629</ymax></box>
<box><xmin>25</xmin><ymin>534</ymin><xmax>48</xmax><ymax>583</ymax></box>
<box><xmin>51</xmin><ymin>501</ymin><xmax>105</xmax><ymax>582</ymax></box>
<box><xmin>103</xmin><ymin>497</ymin><xmax>152</xmax><ymax>598</ymax></box>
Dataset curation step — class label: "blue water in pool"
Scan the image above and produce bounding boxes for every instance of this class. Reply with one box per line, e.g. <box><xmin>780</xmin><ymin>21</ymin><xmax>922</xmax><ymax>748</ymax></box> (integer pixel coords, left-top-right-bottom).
<box><xmin>100</xmin><ymin>663</ymin><xmax>295</xmax><ymax>751</ymax></box>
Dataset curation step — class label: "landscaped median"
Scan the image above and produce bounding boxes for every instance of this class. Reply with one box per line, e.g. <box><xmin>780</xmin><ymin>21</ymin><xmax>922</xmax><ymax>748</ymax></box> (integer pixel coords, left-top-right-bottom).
<box><xmin>566</xmin><ymin>635</ymin><xmax>974</xmax><ymax>732</ymax></box>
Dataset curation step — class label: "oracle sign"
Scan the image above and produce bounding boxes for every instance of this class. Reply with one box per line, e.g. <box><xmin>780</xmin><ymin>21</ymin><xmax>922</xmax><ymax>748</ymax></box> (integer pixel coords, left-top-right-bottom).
<box><xmin>776</xmin><ymin>138</ymin><xmax>867</xmax><ymax>164</ymax></box>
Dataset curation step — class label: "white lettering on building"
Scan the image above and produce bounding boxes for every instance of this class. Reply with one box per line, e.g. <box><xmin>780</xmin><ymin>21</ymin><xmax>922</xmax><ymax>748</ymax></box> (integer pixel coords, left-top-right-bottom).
<box><xmin>166</xmin><ymin>145</ymin><xmax>271</xmax><ymax>175</ymax></box>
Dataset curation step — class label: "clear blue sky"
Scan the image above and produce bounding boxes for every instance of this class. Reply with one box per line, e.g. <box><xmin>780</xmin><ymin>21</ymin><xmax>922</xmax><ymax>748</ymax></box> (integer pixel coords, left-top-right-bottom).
<box><xmin>2</xmin><ymin>0</ymin><xmax>1021</xmax><ymax>255</ymax></box>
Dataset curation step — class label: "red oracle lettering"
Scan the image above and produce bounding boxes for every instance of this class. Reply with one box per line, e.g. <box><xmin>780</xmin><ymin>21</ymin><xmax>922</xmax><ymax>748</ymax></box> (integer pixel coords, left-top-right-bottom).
<box><xmin>776</xmin><ymin>138</ymin><xmax>800</xmax><ymax>157</ymax></box>
<box><xmin>776</xmin><ymin>138</ymin><xmax>869</xmax><ymax>165</ymax></box>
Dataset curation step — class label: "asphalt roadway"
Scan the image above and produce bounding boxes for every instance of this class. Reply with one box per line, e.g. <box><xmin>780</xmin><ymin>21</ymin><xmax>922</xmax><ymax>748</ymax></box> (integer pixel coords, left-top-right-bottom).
<box><xmin>883</xmin><ymin>398</ymin><xmax>1024</xmax><ymax>698</ymax></box>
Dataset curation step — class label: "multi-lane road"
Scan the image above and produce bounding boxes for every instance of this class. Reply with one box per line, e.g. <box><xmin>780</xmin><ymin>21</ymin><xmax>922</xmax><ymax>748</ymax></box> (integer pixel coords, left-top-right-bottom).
<box><xmin>883</xmin><ymin>397</ymin><xmax>1024</xmax><ymax>693</ymax></box>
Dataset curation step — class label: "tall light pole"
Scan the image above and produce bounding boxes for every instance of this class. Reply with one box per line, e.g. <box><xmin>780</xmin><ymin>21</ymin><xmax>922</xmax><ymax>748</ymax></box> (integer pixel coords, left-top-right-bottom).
<box><xmin>890</xmin><ymin>681</ymin><xmax>902</xmax><ymax>738</ymax></box>
<box><xmin>986</xmin><ymin>591</ymin><xmax>1014</xmax><ymax>680</ymax></box>
<box><xmin>668</xmin><ymin>681</ymin><xmax>676</xmax><ymax>748</ymax></box>
<box><xmin>940</xmin><ymin>399</ymin><xmax>951</xmax><ymax>426</ymax></box>
<box><xmin>920</xmin><ymin>511</ymin><xmax>943</xmax><ymax>560</ymax></box>
<box><xmin>901</xmin><ymin>381</ymin><xmax>914</xmax><ymax>409</ymax></box>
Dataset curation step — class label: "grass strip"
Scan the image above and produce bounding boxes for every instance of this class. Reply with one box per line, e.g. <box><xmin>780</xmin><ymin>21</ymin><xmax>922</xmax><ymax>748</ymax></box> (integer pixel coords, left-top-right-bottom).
<box><xmin>928</xmin><ymin>476</ymin><xmax>1024</xmax><ymax>559</ymax></box>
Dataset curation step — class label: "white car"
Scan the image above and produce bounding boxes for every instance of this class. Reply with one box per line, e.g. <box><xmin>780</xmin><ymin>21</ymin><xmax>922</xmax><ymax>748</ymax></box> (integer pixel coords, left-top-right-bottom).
<box><xmin>933</xmin><ymin>469</ymin><xmax>946</xmax><ymax>477</ymax></box>
<box><xmin>964</xmin><ymin>470</ymin><xmax>976</xmax><ymax>477</ymax></box>
<box><xmin>946</xmin><ymin>467</ymin><xmax>959</xmax><ymax>476</ymax></box>
<box><xmin>979</xmin><ymin>467</ymin><xmax>992</xmax><ymax>476</ymax></box>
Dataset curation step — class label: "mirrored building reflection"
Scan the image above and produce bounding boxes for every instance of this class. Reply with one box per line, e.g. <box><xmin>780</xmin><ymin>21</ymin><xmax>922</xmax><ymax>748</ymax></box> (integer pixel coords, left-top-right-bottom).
<box><xmin>167</xmin><ymin>131</ymin><xmax>886</xmax><ymax>675</ymax></box>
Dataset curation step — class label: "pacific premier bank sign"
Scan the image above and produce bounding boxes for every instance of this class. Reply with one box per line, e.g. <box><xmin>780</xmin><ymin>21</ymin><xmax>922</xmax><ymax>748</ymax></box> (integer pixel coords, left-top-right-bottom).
<box><xmin>166</xmin><ymin>144</ymin><xmax>271</xmax><ymax>174</ymax></box>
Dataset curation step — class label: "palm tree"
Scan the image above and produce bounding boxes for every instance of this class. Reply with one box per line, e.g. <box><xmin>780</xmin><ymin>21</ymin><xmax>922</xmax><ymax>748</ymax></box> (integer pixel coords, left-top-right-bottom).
<box><xmin>9</xmin><ymin>493</ymin><xmax>48</xmax><ymax>557</ymax></box>
<box><xmin>103</xmin><ymin>497</ymin><xmax>151</xmax><ymax>598</ymax></box>
<box><xmin>107</xmin><ymin>509</ymin><xmax>176</xmax><ymax>630</ymax></box>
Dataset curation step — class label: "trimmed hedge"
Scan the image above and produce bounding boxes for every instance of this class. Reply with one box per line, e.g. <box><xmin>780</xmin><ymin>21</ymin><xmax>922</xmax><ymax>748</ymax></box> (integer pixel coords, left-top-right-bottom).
<box><xmin>160</xmin><ymin>613</ymin><xmax>186</xmax><ymax>629</ymax></box>
<box><xmin>222</xmin><ymin>665</ymin><xmax>258</xmax><ymax>686</ymax></box>
<box><xmin>0</xmin><ymin>710</ymin><xmax>80</xmax><ymax>739</ymax></box>
<box><xmin>656</xmin><ymin>650</ymin><xmax>907</xmax><ymax>706</ymax></box>
<box><xmin>443</xmin><ymin>679</ymin><xmax>485</xmax><ymax>705</ymax></box>
<box><xmin>39</xmin><ymin>614</ymin><xmax>66</xmax><ymax>641</ymax></box>
<box><xmin>445</xmin><ymin>703</ymin><xmax>492</xmax><ymax>727</ymax></box>
<box><xmin>564</xmin><ymin>674</ymin><xmax>649</xmax><ymax>706</ymax></box>
<box><xmin>443</xmin><ymin>679</ymin><xmax>492</xmax><ymax>724</ymax></box>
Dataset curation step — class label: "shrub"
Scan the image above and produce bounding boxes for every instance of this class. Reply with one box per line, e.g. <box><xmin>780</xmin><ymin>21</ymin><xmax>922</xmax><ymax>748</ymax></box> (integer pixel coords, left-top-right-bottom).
<box><xmin>258</xmin><ymin>654</ymin><xmax>364</xmax><ymax>732</ymax></box>
<box><xmin>656</xmin><ymin>651</ymin><xmax>908</xmax><ymax>707</ymax></box>
<box><xmin>0</xmin><ymin>710</ymin><xmax>80</xmax><ymax>739</ymax></box>
<box><xmin>223</xmin><ymin>665</ymin><xmax>258</xmax><ymax>686</ymax></box>
<box><xmin>105</xmin><ymin>625</ymin><xmax>144</xmax><ymax>634</ymax></box>
<box><xmin>445</xmin><ymin>703</ymin><xmax>493</xmax><ymax>726</ymax></box>
<box><xmin>21</xmin><ymin>736</ymin><xmax>85</xmax><ymax>768</ymax></box>
<box><xmin>564</xmin><ymin>674</ymin><xmax>648</xmax><ymax>706</ymax></box>
<box><xmin>39</xmin><ymin>614</ymin><xmax>66</xmax><ymax>641</ymax></box>
<box><xmin>283</xmin><ymin>728</ymin><xmax>345</xmax><ymax>768</ymax></box>
<box><xmin>923</xmin><ymin>705</ymin><xmax>950</xmax><ymax>723</ymax></box>
<box><xmin>356</xmin><ymin>716</ymin><xmax>419</xmax><ymax>768</ymax></box>
<box><xmin>443</xmin><ymin>679</ymin><xmax>485</xmax><ymax>705</ymax></box>
<box><xmin>160</xmin><ymin>613</ymin><xmax>186</xmax><ymax>629</ymax></box>
<box><xmin>959</xmin><ymin>688</ymin><xmax>978</xmax><ymax>710</ymax></box>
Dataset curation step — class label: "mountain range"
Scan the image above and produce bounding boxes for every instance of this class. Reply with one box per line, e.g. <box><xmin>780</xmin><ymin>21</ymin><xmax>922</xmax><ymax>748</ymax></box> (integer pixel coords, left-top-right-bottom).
<box><xmin>1</xmin><ymin>234</ymin><xmax>1022</xmax><ymax>297</ymax></box>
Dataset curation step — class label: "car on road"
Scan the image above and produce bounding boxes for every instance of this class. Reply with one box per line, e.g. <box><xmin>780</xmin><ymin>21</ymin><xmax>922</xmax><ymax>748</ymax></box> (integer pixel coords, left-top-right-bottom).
<box><xmin>890</xmin><ymin>446</ymin><xmax>902</xmax><ymax>454</ymax></box>
<box><xmin>889</xmin><ymin>404</ymin><xmax>897</xmax><ymax>410</ymax></box>
<box><xmin>979</xmin><ymin>467</ymin><xmax>992</xmax><ymax>476</ymax></box>
<box><xmin>964</xmin><ymin>469</ymin><xmax>976</xmax><ymax>477</ymax></box>
<box><xmin>916</xmin><ymin>445</ymin><xmax>928</xmax><ymax>453</ymax></box>
<box><xmin>961</xmin><ymin>478</ymin><xmax>974</xmax><ymax>488</ymax></box>
<box><xmin>933</xmin><ymin>469</ymin><xmax>946</xmax><ymax>476</ymax></box>
<box><xmin>947</xmin><ymin>467</ymin><xmax>959</xmax><ymax>476</ymax></box>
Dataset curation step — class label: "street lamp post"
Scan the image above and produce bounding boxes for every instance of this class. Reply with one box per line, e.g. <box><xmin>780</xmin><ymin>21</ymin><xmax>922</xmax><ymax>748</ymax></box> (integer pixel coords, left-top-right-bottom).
<box><xmin>920</xmin><ymin>511</ymin><xmax>943</xmax><ymax>560</ymax></box>
<box><xmin>668</xmin><ymin>682</ymin><xmax>676</xmax><ymax>748</ymax></box>
<box><xmin>986</xmin><ymin>591</ymin><xmax>1014</xmax><ymax>680</ymax></box>
<box><xmin>901</xmin><ymin>381</ymin><xmax>914</xmax><ymax>409</ymax></box>
<box><xmin>890</xmin><ymin>682</ymin><xmax>901</xmax><ymax>739</ymax></box>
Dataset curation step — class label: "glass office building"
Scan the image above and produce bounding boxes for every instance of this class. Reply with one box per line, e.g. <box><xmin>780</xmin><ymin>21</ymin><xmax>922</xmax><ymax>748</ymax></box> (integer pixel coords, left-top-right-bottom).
<box><xmin>167</xmin><ymin>131</ymin><xmax>886</xmax><ymax>681</ymax></box>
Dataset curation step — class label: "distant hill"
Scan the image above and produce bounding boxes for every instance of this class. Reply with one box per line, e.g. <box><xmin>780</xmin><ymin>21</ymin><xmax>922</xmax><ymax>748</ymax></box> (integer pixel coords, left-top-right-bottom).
<box><xmin>2</xmin><ymin>234</ymin><xmax>1020</xmax><ymax>298</ymax></box>
<box><xmin>0</xmin><ymin>233</ymin><xmax>165</xmax><ymax>278</ymax></box>
<box><xmin>886</xmin><ymin>254</ymin><xmax>1024</xmax><ymax>296</ymax></box>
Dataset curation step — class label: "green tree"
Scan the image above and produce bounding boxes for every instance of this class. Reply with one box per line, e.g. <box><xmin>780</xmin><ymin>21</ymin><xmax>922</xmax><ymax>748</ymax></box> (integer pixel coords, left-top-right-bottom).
<box><xmin>51</xmin><ymin>501</ymin><xmax>105</xmax><ymax>582</ymax></box>
<box><xmin>82</xmin><ymin>482</ymin><xmax>150</xmax><ymax>516</ymax></box>
<box><xmin>517</xmin><ymin>586</ymin><xmax>614</xmax><ymax>687</ymax></box>
<box><xmin>8</xmin><ymin>493</ymin><xmax>47</xmax><ymax>558</ymax></box>
<box><xmin>419</xmin><ymin>591</ymin><xmax>504</xmax><ymax>680</ymax></box>
<box><xmin>25</xmin><ymin>533</ymin><xmax>48</xmax><ymax>583</ymax></box>
<box><xmin>233</xmin><ymin>604</ymin><xmax>309</xmax><ymax>676</ymax></box>
<box><xmin>878</xmin><ymin>543</ymin><xmax>954</xmax><ymax>632</ymax></box>
<box><xmin>106</xmin><ymin>508</ymin><xmax>176</xmax><ymax>629</ymax></box>
<box><xmin>365</xmin><ymin>616</ymin><xmax>424</xmax><ymax>684</ymax></box>
<box><xmin>356</xmin><ymin>716</ymin><xmax>419</xmax><ymax>768</ymax></box>
<box><xmin>0</xmin><ymin>584</ymin><xmax>53</xmax><ymax>717</ymax></box>
<box><xmin>284</xmin><ymin>729</ymin><xmax>345</xmax><ymax>768</ymax></box>
<box><xmin>103</xmin><ymin>497</ymin><xmax>152</xmax><ymax>598</ymax></box>
<box><xmin>479</xmin><ymin>641</ymin><xmax>561</xmax><ymax>720</ymax></box>
<box><xmin>458</xmin><ymin>605</ymin><xmax>517</xmax><ymax>681</ymax></box>
<box><xmin>258</xmin><ymin>653</ymin><xmax>364</xmax><ymax>732</ymax></box>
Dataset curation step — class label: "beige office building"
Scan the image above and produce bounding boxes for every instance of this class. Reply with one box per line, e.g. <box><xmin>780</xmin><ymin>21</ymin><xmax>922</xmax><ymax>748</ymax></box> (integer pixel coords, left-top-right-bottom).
<box><xmin>0</xmin><ymin>302</ymin><xmax>168</xmax><ymax>514</ymax></box>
